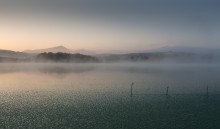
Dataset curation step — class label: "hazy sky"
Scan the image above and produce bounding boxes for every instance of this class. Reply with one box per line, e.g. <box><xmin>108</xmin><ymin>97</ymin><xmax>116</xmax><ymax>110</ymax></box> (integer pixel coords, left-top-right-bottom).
<box><xmin>0</xmin><ymin>0</ymin><xmax>220</xmax><ymax>52</ymax></box>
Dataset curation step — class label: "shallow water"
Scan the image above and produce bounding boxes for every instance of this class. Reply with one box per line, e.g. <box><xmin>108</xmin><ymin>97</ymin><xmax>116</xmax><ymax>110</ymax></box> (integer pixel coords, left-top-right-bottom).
<box><xmin>0</xmin><ymin>63</ymin><xmax>220</xmax><ymax>128</ymax></box>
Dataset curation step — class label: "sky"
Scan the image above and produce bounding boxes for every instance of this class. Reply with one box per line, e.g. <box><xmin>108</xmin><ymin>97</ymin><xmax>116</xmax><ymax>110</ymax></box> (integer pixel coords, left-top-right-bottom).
<box><xmin>0</xmin><ymin>0</ymin><xmax>220</xmax><ymax>52</ymax></box>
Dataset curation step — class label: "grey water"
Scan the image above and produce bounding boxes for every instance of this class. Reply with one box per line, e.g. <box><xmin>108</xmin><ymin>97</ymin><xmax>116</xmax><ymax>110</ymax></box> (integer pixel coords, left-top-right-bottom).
<box><xmin>0</xmin><ymin>63</ymin><xmax>220</xmax><ymax>129</ymax></box>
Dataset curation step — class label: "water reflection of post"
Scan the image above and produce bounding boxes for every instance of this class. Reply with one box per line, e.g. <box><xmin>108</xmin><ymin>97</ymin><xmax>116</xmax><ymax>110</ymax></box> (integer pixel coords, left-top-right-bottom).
<box><xmin>166</xmin><ymin>86</ymin><xmax>169</xmax><ymax>97</ymax></box>
<box><xmin>130</xmin><ymin>82</ymin><xmax>134</xmax><ymax>98</ymax></box>
<box><xmin>206</xmin><ymin>85</ymin><xmax>209</xmax><ymax>97</ymax></box>
<box><xmin>129</xmin><ymin>82</ymin><xmax>134</xmax><ymax>129</ymax></box>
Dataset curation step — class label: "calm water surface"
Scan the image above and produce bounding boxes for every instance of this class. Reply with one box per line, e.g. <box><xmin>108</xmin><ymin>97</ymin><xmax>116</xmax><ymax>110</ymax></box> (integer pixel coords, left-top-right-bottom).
<box><xmin>0</xmin><ymin>63</ymin><xmax>220</xmax><ymax>129</ymax></box>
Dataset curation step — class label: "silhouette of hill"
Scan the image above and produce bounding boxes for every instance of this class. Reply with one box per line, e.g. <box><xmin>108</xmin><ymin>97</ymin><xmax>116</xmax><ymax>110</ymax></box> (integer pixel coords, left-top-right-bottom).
<box><xmin>36</xmin><ymin>52</ymin><xmax>99</xmax><ymax>63</ymax></box>
<box><xmin>1</xmin><ymin>46</ymin><xmax>220</xmax><ymax>63</ymax></box>
<box><xmin>23</xmin><ymin>46</ymin><xmax>74</xmax><ymax>54</ymax></box>
<box><xmin>99</xmin><ymin>52</ymin><xmax>220</xmax><ymax>63</ymax></box>
<box><xmin>0</xmin><ymin>49</ymin><xmax>31</xmax><ymax>59</ymax></box>
<box><xmin>146</xmin><ymin>46</ymin><xmax>220</xmax><ymax>55</ymax></box>
<box><xmin>23</xmin><ymin>46</ymin><xmax>96</xmax><ymax>55</ymax></box>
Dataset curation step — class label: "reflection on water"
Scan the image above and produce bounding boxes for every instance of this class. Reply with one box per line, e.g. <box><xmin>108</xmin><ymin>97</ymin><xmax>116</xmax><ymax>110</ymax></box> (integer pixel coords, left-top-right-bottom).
<box><xmin>0</xmin><ymin>63</ymin><xmax>96</xmax><ymax>74</ymax></box>
<box><xmin>1</xmin><ymin>63</ymin><xmax>220</xmax><ymax>94</ymax></box>
<box><xmin>1</xmin><ymin>63</ymin><xmax>220</xmax><ymax>128</ymax></box>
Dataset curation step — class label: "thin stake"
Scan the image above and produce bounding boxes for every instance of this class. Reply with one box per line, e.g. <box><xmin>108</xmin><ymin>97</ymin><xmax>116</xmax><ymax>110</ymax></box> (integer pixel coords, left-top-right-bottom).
<box><xmin>206</xmin><ymin>85</ymin><xmax>209</xmax><ymax>97</ymax></box>
<box><xmin>166</xmin><ymin>86</ymin><xmax>169</xmax><ymax>96</ymax></box>
<box><xmin>131</xmin><ymin>82</ymin><xmax>134</xmax><ymax>97</ymax></box>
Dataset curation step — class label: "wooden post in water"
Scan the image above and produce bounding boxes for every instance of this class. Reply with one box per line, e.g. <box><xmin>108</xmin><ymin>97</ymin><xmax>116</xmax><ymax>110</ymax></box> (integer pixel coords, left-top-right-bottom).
<box><xmin>166</xmin><ymin>86</ymin><xmax>169</xmax><ymax>96</ymax></box>
<box><xmin>206</xmin><ymin>85</ymin><xmax>209</xmax><ymax>97</ymax></box>
<box><xmin>130</xmin><ymin>82</ymin><xmax>134</xmax><ymax>97</ymax></box>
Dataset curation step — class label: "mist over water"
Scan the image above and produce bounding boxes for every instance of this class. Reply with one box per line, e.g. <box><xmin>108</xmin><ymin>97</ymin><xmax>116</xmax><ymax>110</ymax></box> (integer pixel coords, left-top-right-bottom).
<box><xmin>1</xmin><ymin>63</ymin><xmax>220</xmax><ymax>128</ymax></box>
<box><xmin>1</xmin><ymin>62</ymin><xmax>220</xmax><ymax>94</ymax></box>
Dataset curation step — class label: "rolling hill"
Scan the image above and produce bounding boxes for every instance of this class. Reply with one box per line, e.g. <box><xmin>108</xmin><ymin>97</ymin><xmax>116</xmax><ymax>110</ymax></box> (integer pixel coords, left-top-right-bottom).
<box><xmin>0</xmin><ymin>49</ymin><xmax>31</xmax><ymax>59</ymax></box>
<box><xmin>23</xmin><ymin>46</ymin><xmax>74</xmax><ymax>54</ymax></box>
<box><xmin>23</xmin><ymin>46</ymin><xmax>96</xmax><ymax>55</ymax></box>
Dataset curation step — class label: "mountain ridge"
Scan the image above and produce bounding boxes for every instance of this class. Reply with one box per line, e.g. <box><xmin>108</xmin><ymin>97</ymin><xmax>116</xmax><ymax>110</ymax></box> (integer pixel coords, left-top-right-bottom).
<box><xmin>145</xmin><ymin>46</ymin><xmax>220</xmax><ymax>54</ymax></box>
<box><xmin>1</xmin><ymin>45</ymin><xmax>220</xmax><ymax>63</ymax></box>
<box><xmin>0</xmin><ymin>49</ymin><xmax>31</xmax><ymax>59</ymax></box>
<box><xmin>23</xmin><ymin>46</ymin><xmax>74</xmax><ymax>54</ymax></box>
<box><xmin>23</xmin><ymin>46</ymin><xmax>96</xmax><ymax>55</ymax></box>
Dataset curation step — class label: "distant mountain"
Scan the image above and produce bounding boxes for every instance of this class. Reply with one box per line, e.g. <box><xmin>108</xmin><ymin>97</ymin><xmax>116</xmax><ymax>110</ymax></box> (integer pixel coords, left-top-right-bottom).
<box><xmin>100</xmin><ymin>53</ymin><xmax>149</xmax><ymax>62</ymax></box>
<box><xmin>36</xmin><ymin>52</ymin><xmax>99</xmax><ymax>63</ymax></box>
<box><xmin>147</xmin><ymin>46</ymin><xmax>220</xmax><ymax>54</ymax></box>
<box><xmin>23</xmin><ymin>46</ymin><xmax>74</xmax><ymax>54</ymax></box>
<box><xmin>0</xmin><ymin>49</ymin><xmax>31</xmax><ymax>59</ymax></box>
<box><xmin>1</xmin><ymin>45</ymin><xmax>220</xmax><ymax>63</ymax></box>
<box><xmin>99</xmin><ymin>51</ymin><xmax>220</xmax><ymax>63</ymax></box>
<box><xmin>23</xmin><ymin>46</ymin><xmax>96</xmax><ymax>55</ymax></box>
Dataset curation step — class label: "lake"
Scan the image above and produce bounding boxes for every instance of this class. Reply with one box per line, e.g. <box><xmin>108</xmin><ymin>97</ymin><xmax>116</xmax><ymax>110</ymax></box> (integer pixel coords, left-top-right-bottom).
<box><xmin>0</xmin><ymin>63</ymin><xmax>220</xmax><ymax>129</ymax></box>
